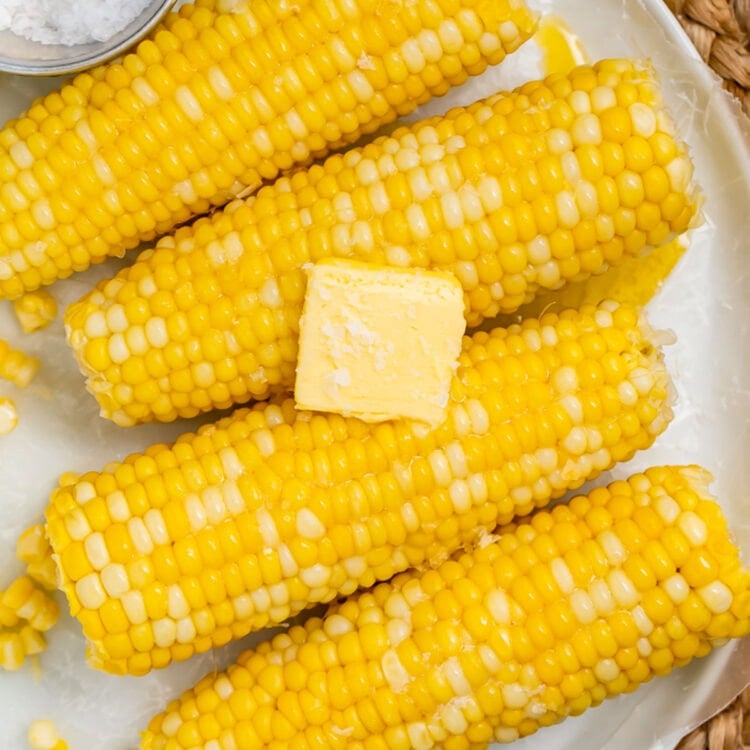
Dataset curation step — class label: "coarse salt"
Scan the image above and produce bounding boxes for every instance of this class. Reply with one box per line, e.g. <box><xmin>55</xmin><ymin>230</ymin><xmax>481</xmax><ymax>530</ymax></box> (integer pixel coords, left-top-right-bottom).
<box><xmin>0</xmin><ymin>0</ymin><xmax>153</xmax><ymax>46</ymax></box>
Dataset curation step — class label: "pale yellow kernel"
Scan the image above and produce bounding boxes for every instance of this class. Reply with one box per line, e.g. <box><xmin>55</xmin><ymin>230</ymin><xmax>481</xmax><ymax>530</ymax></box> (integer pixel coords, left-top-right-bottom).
<box><xmin>145</xmin><ymin>318</ymin><xmax>168</xmax><ymax>348</ymax></box>
<box><xmin>608</xmin><ymin>570</ymin><xmax>640</xmax><ymax>608</ymax></box>
<box><xmin>278</xmin><ymin>545</ymin><xmax>299</xmax><ymax>577</ymax></box>
<box><xmin>144</xmin><ymin>509</ymin><xmax>170</xmax><ymax>545</ymax></box>
<box><xmin>296</xmin><ymin>509</ymin><xmax>325</xmax><ymax>540</ymax></box>
<box><xmin>76</xmin><ymin>573</ymin><xmax>106</xmax><ymax>609</ymax></box>
<box><xmin>108</xmin><ymin>334</ymin><xmax>130</xmax><ymax>364</ymax></box>
<box><xmin>591</xmin><ymin>86</ymin><xmax>617</xmax><ymax>112</ymax></box>
<box><xmin>255</xmin><ymin>508</ymin><xmax>280</xmax><ymax>546</ymax></box>
<box><xmin>386</xmin><ymin>618</ymin><xmax>411</xmax><ymax>646</ymax></box>
<box><xmin>547</xmin><ymin>129</ymin><xmax>572</xmax><ymax>154</ymax></box>
<box><xmin>441</xmin><ymin>703</ymin><xmax>469</xmax><ymax>734</ymax></box>
<box><xmin>666</xmin><ymin>155</ymin><xmax>692</xmax><ymax>193</ymax></box>
<box><xmin>570</xmin><ymin>589</ymin><xmax>597</xmax><ymax>624</ymax></box>
<box><xmin>699</xmin><ymin>581</ymin><xmax>733</xmax><ymax>614</ymax></box>
<box><xmin>28</xmin><ymin>719</ymin><xmax>66</xmax><ymax>750</ymax></box>
<box><xmin>467</xmin><ymin>474</ymin><xmax>489</xmax><ymax>504</ymax></box>
<box><xmin>617</xmin><ymin>381</ymin><xmax>638</xmax><ymax>407</ymax></box>
<box><xmin>377</xmin><ymin>594</ymin><xmax>405</xmax><ymax>623</ymax></box>
<box><xmin>64</xmin><ymin>507</ymin><xmax>91</xmax><ymax>541</ymax></box>
<box><xmin>300</xmin><ymin>564</ymin><xmax>330</xmax><ymax>589</ymax></box>
<box><xmin>250</xmin><ymin>587</ymin><xmax>271</xmax><ymax>613</ymax></box>
<box><xmin>202</xmin><ymin>487</ymin><xmax>227</xmax><ymax>525</ymax></box>
<box><xmin>100</xmin><ymin>563</ymin><xmax>129</xmax><ymax>598</ymax></box>
<box><xmin>594</xmin><ymin>658</ymin><xmax>620</xmax><ymax>682</ymax></box>
<box><xmin>443</xmin><ymin>656</ymin><xmax>472</xmax><ymax>696</ymax></box>
<box><xmin>556</xmin><ymin>190</ymin><xmax>580</xmax><ymax>227</ymax></box>
<box><xmin>486</xmin><ymin>590</ymin><xmax>511</xmax><ymax>624</ymax></box>
<box><xmin>122</xmin><ymin>590</ymin><xmax>147</xmax><ymax>624</ymax></box>
<box><xmin>663</xmin><ymin>574</ymin><xmax>689</xmax><ymax>604</ymax></box>
<box><xmin>167</xmin><ymin>586</ymin><xmax>190</xmax><ymax>619</ymax></box>
<box><xmin>323</xmin><ymin>614</ymin><xmax>355</xmax><ymax>639</ymax></box>
<box><xmin>629</xmin><ymin>367</ymin><xmax>654</xmax><ymax>395</ymax></box>
<box><xmin>175</xmin><ymin>86</ymin><xmax>203</xmax><ymax>121</ymax></box>
<box><xmin>631</xmin><ymin>605</ymin><xmax>654</xmax><ymax>636</ymax></box>
<box><xmin>0</xmin><ymin>398</ymin><xmax>18</xmax><ymax>435</ymax></box>
<box><xmin>429</xmin><ymin>449</ymin><xmax>452</xmax><ymax>487</ymax></box>
<box><xmin>342</xmin><ymin>556</ymin><xmax>367</xmax><ymax>578</ymax></box>
<box><xmin>448</xmin><ymin>479</ymin><xmax>472</xmax><ymax>513</ymax></box>
<box><xmin>655</xmin><ymin>496</ymin><xmax>680</xmax><ymax>524</ymax></box>
<box><xmin>629</xmin><ymin>102</ymin><xmax>657</xmax><ymax>137</ymax></box>
<box><xmin>598</xmin><ymin>531</ymin><xmax>626</xmax><ymax>565</ymax></box>
<box><xmin>678</xmin><ymin>511</ymin><xmax>708</xmax><ymax>546</ymax></box>
<box><xmin>407</xmin><ymin>721</ymin><xmax>432</xmax><ymax>750</ymax></box>
<box><xmin>561</xmin><ymin>152</ymin><xmax>581</xmax><ymax>183</ymax></box>
<box><xmin>153</xmin><ymin>617</ymin><xmax>177</xmax><ymax>648</ymax></box>
<box><xmin>589</xmin><ymin>579</ymin><xmax>616</xmax><ymax>615</ymax></box>
<box><xmin>572</xmin><ymin>114</ymin><xmax>602</xmax><ymax>145</ymax></box>
<box><xmin>83</xmin><ymin>532</ymin><xmax>110</xmax><ymax>570</ymax></box>
<box><xmin>502</xmin><ymin>683</ymin><xmax>530</xmax><ymax>710</ymax></box>
<box><xmin>176</xmin><ymin>617</ymin><xmax>197</xmax><ymax>643</ymax></box>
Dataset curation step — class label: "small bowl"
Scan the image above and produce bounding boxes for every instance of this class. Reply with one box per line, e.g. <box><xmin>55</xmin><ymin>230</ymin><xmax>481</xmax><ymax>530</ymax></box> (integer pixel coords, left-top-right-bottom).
<box><xmin>0</xmin><ymin>0</ymin><xmax>178</xmax><ymax>76</ymax></box>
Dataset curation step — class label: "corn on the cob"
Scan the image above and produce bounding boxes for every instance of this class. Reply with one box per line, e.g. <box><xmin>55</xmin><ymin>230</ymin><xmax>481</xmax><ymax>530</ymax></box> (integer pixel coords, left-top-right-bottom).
<box><xmin>141</xmin><ymin>465</ymin><xmax>750</xmax><ymax>750</ymax></box>
<box><xmin>0</xmin><ymin>0</ymin><xmax>537</xmax><ymax>300</ymax></box>
<box><xmin>47</xmin><ymin>301</ymin><xmax>673</xmax><ymax>675</ymax></box>
<box><xmin>65</xmin><ymin>59</ymin><xmax>698</xmax><ymax>427</ymax></box>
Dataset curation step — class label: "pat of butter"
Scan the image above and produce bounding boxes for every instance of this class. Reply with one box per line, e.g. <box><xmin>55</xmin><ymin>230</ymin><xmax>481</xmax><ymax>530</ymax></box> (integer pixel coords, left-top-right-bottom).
<box><xmin>294</xmin><ymin>259</ymin><xmax>466</xmax><ymax>424</ymax></box>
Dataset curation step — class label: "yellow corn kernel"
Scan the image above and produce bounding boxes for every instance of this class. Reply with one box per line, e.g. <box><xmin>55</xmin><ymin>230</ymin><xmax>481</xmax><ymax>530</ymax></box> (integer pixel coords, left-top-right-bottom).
<box><xmin>0</xmin><ymin>0</ymin><xmax>536</xmax><ymax>301</ymax></box>
<box><xmin>65</xmin><ymin>61</ymin><xmax>698</xmax><ymax>426</ymax></box>
<box><xmin>141</xmin><ymin>466</ymin><xmax>749</xmax><ymax>749</ymax></box>
<box><xmin>0</xmin><ymin>397</ymin><xmax>18</xmax><ymax>435</ymax></box>
<box><xmin>16</xmin><ymin>524</ymin><xmax>51</xmax><ymax>563</ymax></box>
<box><xmin>0</xmin><ymin>340</ymin><xmax>39</xmax><ymax>388</ymax></box>
<box><xmin>19</xmin><ymin>625</ymin><xmax>46</xmax><ymax>657</ymax></box>
<box><xmin>47</xmin><ymin>301</ymin><xmax>673</xmax><ymax>675</ymax></box>
<box><xmin>13</xmin><ymin>290</ymin><xmax>58</xmax><ymax>333</ymax></box>
<box><xmin>27</xmin><ymin>719</ymin><xmax>68</xmax><ymax>750</ymax></box>
<box><xmin>0</xmin><ymin>632</ymin><xmax>25</xmax><ymax>671</ymax></box>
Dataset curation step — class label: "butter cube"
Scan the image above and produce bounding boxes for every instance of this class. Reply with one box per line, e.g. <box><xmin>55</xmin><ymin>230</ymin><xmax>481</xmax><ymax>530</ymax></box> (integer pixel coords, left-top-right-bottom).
<box><xmin>294</xmin><ymin>259</ymin><xmax>465</xmax><ymax>424</ymax></box>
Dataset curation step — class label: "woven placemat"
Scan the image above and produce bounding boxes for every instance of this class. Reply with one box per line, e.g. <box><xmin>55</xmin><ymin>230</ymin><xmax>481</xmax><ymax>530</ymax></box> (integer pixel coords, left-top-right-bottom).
<box><xmin>665</xmin><ymin>0</ymin><xmax>749</xmax><ymax>746</ymax></box>
<box><xmin>664</xmin><ymin>0</ymin><xmax>750</xmax><ymax>114</ymax></box>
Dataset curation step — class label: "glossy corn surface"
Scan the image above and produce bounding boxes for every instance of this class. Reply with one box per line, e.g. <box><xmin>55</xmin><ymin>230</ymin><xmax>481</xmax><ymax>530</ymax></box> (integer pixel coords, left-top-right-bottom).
<box><xmin>141</xmin><ymin>466</ymin><xmax>750</xmax><ymax>749</ymax></box>
<box><xmin>0</xmin><ymin>0</ymin><xmax>536</xmax><ymax>299</ymax></box>
<box><xmin>65</xmin><ymin>59</ymin><xmax>698</xmax><ymax>425</ymax></box>
<box><xmin>46</xmin><ymin>302</ymin><xmax>673</xmax><ymax>675</ymax></box>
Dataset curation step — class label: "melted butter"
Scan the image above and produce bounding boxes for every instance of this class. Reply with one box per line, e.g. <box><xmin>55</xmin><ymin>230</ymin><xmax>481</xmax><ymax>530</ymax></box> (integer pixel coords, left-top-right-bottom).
<box><xmin>535</xmin><ymin>14</ymin><xmax>589</xmax><ymax>75</ymax></box>
<box><xmin>503</xmin><ymin>238</ymin><xmax>688</xmax><ymax>324</ymax></box>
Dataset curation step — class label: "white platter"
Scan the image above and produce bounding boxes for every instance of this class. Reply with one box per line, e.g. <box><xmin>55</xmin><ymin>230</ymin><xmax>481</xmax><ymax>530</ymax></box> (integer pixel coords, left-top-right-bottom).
<box><xmin>1</xmin><ymin>0</ymin><xmax>749</xmax><ymax>747</ymax></box>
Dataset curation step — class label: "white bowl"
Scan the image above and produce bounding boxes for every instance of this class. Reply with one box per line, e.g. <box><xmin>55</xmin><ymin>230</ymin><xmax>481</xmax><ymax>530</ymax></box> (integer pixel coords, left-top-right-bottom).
<box><xmin>0</xmin><ymin>0</ymin><xmax>178</xmax><ymax>76</ymax></box>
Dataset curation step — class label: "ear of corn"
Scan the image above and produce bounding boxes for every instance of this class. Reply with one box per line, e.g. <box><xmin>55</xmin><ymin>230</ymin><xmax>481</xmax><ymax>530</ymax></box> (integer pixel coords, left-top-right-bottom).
<box><xmin>140</xmin><ymin>465</ymin><xmax>750</xmax><ymax>750</ymax></box>
<box><xmin>0</xmin><ymin>0</ymin><xmax>537</xmax><ymax>300</ymax></box>
<box><xmin>64</xmin><ymin>59</ymin><xmax>699</xmax><ymax>426</ymax></box>
<box><xmin>46</xmin><ymin>301</ymin><xmax>673</xmax><ymax>675</ymax></box>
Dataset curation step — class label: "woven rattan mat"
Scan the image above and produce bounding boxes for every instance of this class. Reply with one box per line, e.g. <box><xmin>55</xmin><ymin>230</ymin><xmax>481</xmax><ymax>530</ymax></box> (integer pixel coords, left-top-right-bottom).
<box><xmin>665</xmin><ymin>0</ymin><xmax>750</xmax><ymax>747</ymax></box>
<box><xmin>665</xmin><ymin>0</ymin><xmax>750</xmax><ymax>113</ymax></box>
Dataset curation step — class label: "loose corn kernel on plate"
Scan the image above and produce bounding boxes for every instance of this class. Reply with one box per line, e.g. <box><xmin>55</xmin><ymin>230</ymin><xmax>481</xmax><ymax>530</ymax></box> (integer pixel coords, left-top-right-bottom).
<box><xmin>1</xmin><ymin>0</ymin><xmax>749</xmax><ymax>748</ymax></box>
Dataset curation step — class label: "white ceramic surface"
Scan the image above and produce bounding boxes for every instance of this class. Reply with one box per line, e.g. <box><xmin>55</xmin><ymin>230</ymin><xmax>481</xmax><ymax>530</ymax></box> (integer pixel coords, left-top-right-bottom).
<box><xmin>0</xmin><ymin>0</ymin><xmax>749</xmax><ymax>747</ymax></box>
